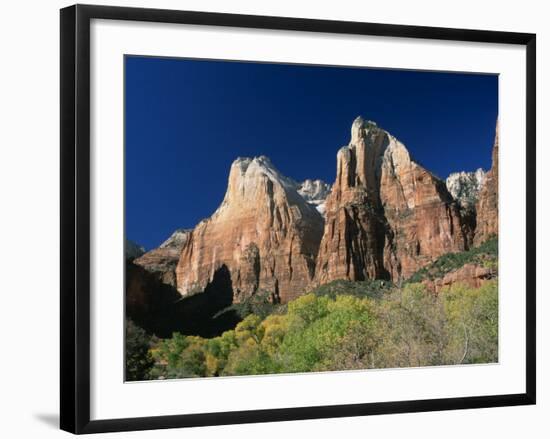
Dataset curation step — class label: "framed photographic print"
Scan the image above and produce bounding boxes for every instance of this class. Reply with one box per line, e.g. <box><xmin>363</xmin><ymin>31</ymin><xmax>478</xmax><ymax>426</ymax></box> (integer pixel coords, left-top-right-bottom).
<box><xmin>60</xmin><ymin>4</ymin><xmax>536</xmax><ymax>434</ymax></box>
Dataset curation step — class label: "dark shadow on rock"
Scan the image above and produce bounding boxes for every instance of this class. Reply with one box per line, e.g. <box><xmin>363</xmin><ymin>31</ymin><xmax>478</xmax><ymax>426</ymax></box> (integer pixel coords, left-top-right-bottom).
<box><xmin>126</xmin><ymin>262</ymin><xmax>240</xmax><ymax>338</ymax></box>
<box><xmin>34</xmin><ymin>413</ymin><xmax>59</xmax><ymax>429</ymax></box>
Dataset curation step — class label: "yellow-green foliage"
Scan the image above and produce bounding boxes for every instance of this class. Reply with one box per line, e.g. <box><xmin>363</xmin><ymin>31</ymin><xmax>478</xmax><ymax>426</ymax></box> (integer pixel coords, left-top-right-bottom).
<box><xmin>407</xmin><ymin>237</ymin><xmax>498</xmax><ymax>283</ymax></box>
<box><xmin>149</xmin><ymin>281</ymin><xmax>498</xmax><ymax>379</ymax></box>
<box><xmin>442</xmin><ymin>281</ymin><xmax>498</xmax><ymax>364</ymax></box>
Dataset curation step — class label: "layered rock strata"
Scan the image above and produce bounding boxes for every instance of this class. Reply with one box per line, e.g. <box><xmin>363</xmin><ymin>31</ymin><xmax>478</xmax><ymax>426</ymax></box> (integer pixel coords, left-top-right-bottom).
<box><xmin>474</xmin><ymin>123</ymin><xmax>499</xmax><ymax>245</ymax></box>
<box><xmin>140</xmin><ymin>116</ymin><xmax>497</xmax><ymax>306</ymax></box>
<box><xmin>316</xmin><ymin>117</ymin><xmax>469</xmax><ymax>284</ymax></box>
<box><xmin>446</xmin><ymin>168</ymin><xmax>486</xmax><ymax>211</ymax></box>
<box><xmin>134</xmin><ymin>229</ymin><xmax>191</xmax><ymax>287</ymax></box>
<box><xmin>176</xmin><ymin>156</ymin><xmax>324</xmax><ymax>303</ymax></box>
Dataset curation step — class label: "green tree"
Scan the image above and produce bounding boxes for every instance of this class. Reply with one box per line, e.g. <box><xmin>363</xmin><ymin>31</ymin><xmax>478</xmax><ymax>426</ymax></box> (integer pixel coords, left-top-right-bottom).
<box><xmin>373</xmin><ymin>284</ymin><xmax>448</xmax><ymax>368</ymax></box>
<box><xmin>145</xmin><ymin>277</ymin><xmax>499</xmax><ymax>379</ymax></box>
<box><xmin>443</xmin><ymin>280</ymin><xmax>498</xmax><ymax>364</ymax></box>
<box><xmin>125</xmin><ymin>319</ymin><xmax>154</xmax><ymax>381</ymax></box>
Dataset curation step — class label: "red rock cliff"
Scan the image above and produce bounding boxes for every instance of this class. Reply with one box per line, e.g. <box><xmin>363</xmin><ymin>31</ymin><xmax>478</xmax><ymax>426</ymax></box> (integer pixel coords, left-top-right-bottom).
<box><xmin>175</xmin><ymin>156</ymin><xmax>324</xmax><ymax>303</ymax></box>
<box><xmin>134</xmin><ymin>229</ymin><xmax>191</xmax><ymax>287</ymax></box>
<box><xmin>474</xmin><ymin>123</ymin><xmax>499</xmax><ymax>245</ymax></box>
<box><xmin>316</xmin><ymin>117</ymin><xmax>469</xmax><ymax>284</ymax></box>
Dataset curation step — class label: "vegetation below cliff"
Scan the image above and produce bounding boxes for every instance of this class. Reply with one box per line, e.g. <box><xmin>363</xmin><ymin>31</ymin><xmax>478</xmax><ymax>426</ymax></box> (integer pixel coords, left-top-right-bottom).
<box><xmin>127</xmin><ymin>277</ymin><xmax>497</xmax><ymax>381</ymax></box>
<box><xmin>406</xmin><ymin>236</ymin><xmax>498</xmax><ymax>283</ymax></box>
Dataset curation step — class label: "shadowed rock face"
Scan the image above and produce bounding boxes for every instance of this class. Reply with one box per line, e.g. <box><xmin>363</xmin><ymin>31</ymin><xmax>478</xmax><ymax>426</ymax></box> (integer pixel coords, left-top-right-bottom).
<box><xmin>125</xmin><ymin>240</ymin><xmax>145</xmax><ymax>260</ymax></box>
<box><xmin>176</xmin><ymin>156</ymin><xmax>324</xmax><ymax>303</ymax></box>
<box><xmin>134</xmin><ymin>229</ymin><xmax>191</xmax><ymax>287</ymax></box>
<box><xmin>474</xmin><ymin>123</ymin><xmax>499</xmax><ymax>246</ymax></box>
<box><xmin>316</xmin><ymin>117</ymin><xmax>470</xmax><ymax>284</ymax></box>
<box><xmin>126</xmin><ymin>261</ymin><xmax>239</xmax><ymax>338</ymax></box>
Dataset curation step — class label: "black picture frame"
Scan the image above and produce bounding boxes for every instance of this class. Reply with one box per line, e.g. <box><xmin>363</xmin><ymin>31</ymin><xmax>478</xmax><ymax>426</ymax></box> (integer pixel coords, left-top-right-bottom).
<box><xmin>60</xmin><ymin>4</ymin><xmax>536</xmax><ymax>434</ymax></box>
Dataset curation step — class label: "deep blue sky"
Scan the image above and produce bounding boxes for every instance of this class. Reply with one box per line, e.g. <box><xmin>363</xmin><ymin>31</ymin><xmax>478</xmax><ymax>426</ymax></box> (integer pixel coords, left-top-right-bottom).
<box><xmin>125</xmin><ymin>56</ymin><xmax>498</xmax><ymax>250</ymax></box>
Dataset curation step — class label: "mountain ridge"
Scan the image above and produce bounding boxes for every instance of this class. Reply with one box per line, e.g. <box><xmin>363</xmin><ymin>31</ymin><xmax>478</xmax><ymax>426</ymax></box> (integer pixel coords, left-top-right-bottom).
<box><xmin>129</xmin><ymin>116</ymin><xmax>498</xmax><ymax>308</ymax></box>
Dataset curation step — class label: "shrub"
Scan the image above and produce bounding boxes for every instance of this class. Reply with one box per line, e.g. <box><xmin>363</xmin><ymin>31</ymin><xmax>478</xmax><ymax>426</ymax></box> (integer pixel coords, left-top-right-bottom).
<box><xmin>407</xmin><ymin>237</ymin><xmax>498</xmax><ymax>283</ymax></box>
<box><xmin>147</xmin><ymin>280</ymin><xmax>498</xmax><ymax>378</ymax></box>
<box><xmin>125</xmin><ymin>319</ymin><xmax>155</xmax><ymax>381</ymax></box>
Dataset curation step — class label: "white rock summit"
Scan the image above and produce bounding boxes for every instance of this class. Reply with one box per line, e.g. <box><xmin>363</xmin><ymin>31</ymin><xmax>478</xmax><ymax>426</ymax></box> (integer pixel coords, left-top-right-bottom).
<box><xmin>296</xmin><ymin>179</ymin><xmax>331</xmax><ymax>216</ymax></box>
<box><xmin>446</xmin><ymin>168</ymin><xmax>486</xmax><ymax>209</ymax></box>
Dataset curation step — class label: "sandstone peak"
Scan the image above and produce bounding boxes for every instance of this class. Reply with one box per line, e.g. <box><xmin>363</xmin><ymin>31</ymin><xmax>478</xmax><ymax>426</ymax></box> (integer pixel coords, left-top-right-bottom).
<box><xmin>316</xmin><ymin>117</ymin><xmax>468</xmax><ymax>284</ymax></box>
<box><xmin>177</xmin><ymin>155</ymin><xmax>324</xmax><ymax>303</ymax></box>
<box><xmin>170</xmin><ymin>117</ymin><xmax>494</xmax><ymax>306</ymax></box>
<box><xmin>351</xmin><ymin>116</ymin><xmax>378</xmax><ymax>144</ymax></box>
<box><xmin>218</xmin><ymin>155</ymin><xmax>306</xmax><ymax>221</ymax></box>
<box><xmin>159</xmin><ymin>228</ymin><xmax>193</xmax><ymax>249</ymax></box>
<box><xmin>229</xmin><ymin>155</ymin><xmax>293</xmax><ymax>185</ymax></box>
<box><xmin>335</xmin><ymin>118</ymin><xmax>414</xmax><ymax>200</ymax></box>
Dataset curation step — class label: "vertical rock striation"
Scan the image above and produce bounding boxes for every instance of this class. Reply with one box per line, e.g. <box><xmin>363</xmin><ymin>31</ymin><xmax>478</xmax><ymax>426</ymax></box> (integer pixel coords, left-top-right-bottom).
<box><xmin>316</xmin><ymin>117</ymin><xmax>469</xmax><ymax>284</ymax></box>
<box><xmin>137</xmin><ymin>116</ymin><xmax>497</xmax><ymax>308</ymax></box>
<box><xmin>296</xmin><ymin>179</ymin><xmax>332</xmax><ymax>217</ymax></box>
<box><xmin>446</xmin><ymin>168</ymin><xmax>486</xmax><ymax>211</ymax></box>
<box><xmin>445</xmin><ymin>168</ymin><xmax>486</xmax><ymax>245</ymax></box>
<box><xmin>474</xmin><ymin>123</ymin><xmax>499</xmax><ymax>245</ymax></box>
<box><xmin>176</xmin><ymin>156</ymin><xmax>324</xmax><ymax>303</ymax></box>
<box><xmin>134</xmin><ymin>229</ymin><xmax>192</xmax><ymax>287</ymax></box>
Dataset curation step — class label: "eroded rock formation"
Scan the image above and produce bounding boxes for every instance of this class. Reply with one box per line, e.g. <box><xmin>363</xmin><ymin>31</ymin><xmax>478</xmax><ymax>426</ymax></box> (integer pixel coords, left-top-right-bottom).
<box><xmin>134</xmin><ymin>229</ymin><xmax>191</xmax><ymax>287</ymax></box>
<box><xmin>135</xmin><ymin>116</ymin><xmax>498</xmax><ymax>307</ymax></box>
<box><xmin>446</xmin><ymin>168</ymin><xmax>486</xmax><ymax>211</ymax></box>
<box><xmin>175</xmin><ymin>156</ymin><xmax>324</xmax><ymax>303</ymax></box>
<box><xmin>316</xmin><ymin>117</ymin><xmax>469</xmax><ymax>284</ymax></box>
<box><xmin>474</xmin><ymin>123</ymin><xmax>499</xmax><ymax>245</ymax></box>
<box><xmin>296</xmin><ymin>179</ymin><xmax>331</xmax><ymax>217</ymax></box>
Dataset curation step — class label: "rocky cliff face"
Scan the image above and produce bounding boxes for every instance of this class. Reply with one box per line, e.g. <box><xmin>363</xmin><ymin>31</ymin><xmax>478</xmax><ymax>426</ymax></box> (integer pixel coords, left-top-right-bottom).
<box><xmin>445</xmin><ymin>168</ymin><xmax>486</xmax><ymax>244</ymax></box>
<box><xmin>316</xmin><ymin>117</ymin><xmax>469</xmax><ymax>284</ymax></box>
<box><xmin>446</xmin><ymin>168</ymin><xmax>486</xmax><ymax>210</ymax></box>
<box><xmin>134</xmin><ymin>116</ymin><xmax>497</xmax><ymax>307</ymax></box>
<box><xmin>176</xmin><ymin>156</ymin><xmax>324</xmax><ymax>303</ymax></box>
<box><xmin>296</xmin><ymin>179</ymin><xmax>331</xmax><ymax>216</ymax></box>
<box><xmin>134</xmin><ymin>229</ymin><xmax>191</xmax><ymax>287</ymax></box>
<box><xmin>474</xmin><ymin>123</ymin><xmax>499</xmax><ymax>245</ymax></box>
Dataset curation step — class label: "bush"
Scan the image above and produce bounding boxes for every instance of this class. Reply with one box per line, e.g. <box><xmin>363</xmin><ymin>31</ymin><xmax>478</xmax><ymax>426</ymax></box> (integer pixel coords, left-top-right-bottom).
<box><xmin>147</xmin><ymin>280</ymin><xmax>498</xmax><ymax>378</ymax></box>
<box><xmin>407</xmin><ymin>237</ymin><xmax>498</xmax><ymax>283</ymax></box>
<box><xmin>442</xmin><ymin>280</ymin><xmax>498</xmax><ymax>364</ymax></box>
<box><xmin>125</xmin><ymin>319</ymin><xmax>155</xmax><ymax>381</ymax></box>
<box><xmin>310</xmin><ymin>279</ymin><xmax>392</xmax><ymax>300</ymax></box>
<box><xmin>215</xmin><ymin>289</ymin><xmax>284</xmax><ymax>320</ymax></box>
